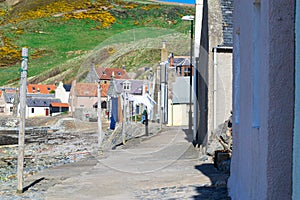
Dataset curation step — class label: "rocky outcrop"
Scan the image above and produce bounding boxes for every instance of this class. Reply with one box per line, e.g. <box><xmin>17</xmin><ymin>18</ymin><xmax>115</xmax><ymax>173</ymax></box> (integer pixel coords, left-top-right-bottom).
<box><xmin>206</xmin><ymin>113</ymin><xmax>232</xmax><ymax>173</ymax></box>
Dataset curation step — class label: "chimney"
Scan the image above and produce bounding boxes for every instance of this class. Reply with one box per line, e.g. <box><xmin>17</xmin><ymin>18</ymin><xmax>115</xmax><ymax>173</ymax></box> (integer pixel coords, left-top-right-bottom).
<box><xmin>111</xmin><ymin>71</ymin><xmax>115</xmax><ymax>79</ymax></box>
<box><xmin>161</xmin><ymin>40</ymin><xmax>168</xmax><ymax>61</ymax></box>
<box><xmin>169</xmin><ymin>53</ymin><xmax>174</xmax><ymax>67</ymax></box>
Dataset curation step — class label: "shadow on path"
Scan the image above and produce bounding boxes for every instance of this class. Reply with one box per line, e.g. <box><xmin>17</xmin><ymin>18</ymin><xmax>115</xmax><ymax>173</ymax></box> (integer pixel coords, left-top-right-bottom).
<box><xmin>182</xmin><ymin>128</ymin><xmax>193</xmax><ymax>143</ymax></box>
<box><xmin>23</xmin><ymin>177</ymin><xmax>45</xmax><ymax>193</ymax></box>
<box><xmin>193</xmin><ymin>163</ymin><xmax>231</xmax><ymax>200</ymax></box>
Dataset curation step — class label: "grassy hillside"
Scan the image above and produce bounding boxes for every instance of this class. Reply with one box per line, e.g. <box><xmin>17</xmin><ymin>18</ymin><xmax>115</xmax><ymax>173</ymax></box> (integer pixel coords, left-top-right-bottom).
<box><xmin>0</xmin><ymin>0</ymin><xmax>194</xmax><ymax>86</ymax></box>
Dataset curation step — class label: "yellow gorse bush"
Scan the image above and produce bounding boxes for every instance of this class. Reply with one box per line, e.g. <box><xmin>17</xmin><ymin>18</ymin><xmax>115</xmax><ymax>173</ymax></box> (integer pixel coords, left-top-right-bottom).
<box><xmin>9</xmin><ymin>0</ymin><xmax>116</xmax><ymax>28</ymax></box>
<box><xmin>0</xmin><ymin>33</ymin><xmax>20</xmax><ymax>67</ymax></box>
<box><xmin>141</xmin><ymin>5</ymin><xmax>161</xmax><ymax>11</ymax></box>
<box><xmin>0</xmin><ymin>9</ymin><xmax>6</xmax><ymax>17</ymax></box>
<box><xmin>123</xmin><ymin>4</ymin><xmax>138</xmax><ymax>9</ymax></box>
<box><xmin>65</xmin><ymin>10</ymin><xmax>116</xmax><ymax>28</ymax></box>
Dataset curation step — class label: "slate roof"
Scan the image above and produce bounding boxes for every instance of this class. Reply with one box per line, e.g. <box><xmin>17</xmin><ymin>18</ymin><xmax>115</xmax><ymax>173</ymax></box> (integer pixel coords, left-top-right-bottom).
<box><xmin>96</xmin><ymin>68</ymin><xmax>130</xmax><ymax>80</ymax></box>
<box><xmin>63</xmin><ymin>84</ymin><xmax>71</xmax><ymax>92</ymax></box>
<box><xmin>171</xmin><ymin>57</ymin><xmax>191</xmax><ymax>67</ymax></box>
<box><xmin>220</xmin><ymin>0</ymin><xmax>233</xmax><ymax>47</ymax></box>
<box><xmin>27</xmin><ymin>84</ymin><xmax>56</xmax><ymax>94</ymax></box>
<box><xmin>3</xmin><ymin>92</ymin><xmax>16</xmax><ymax>104</ymax></box>
<box><xmin>27</xmin><ymin>98</ymin><xmax>61</xmax><ymax>107</ymax></box>
<box><xmin>27</xmin><ymin>93</ymin><xmax>55</xmax><ymax>98</ymax></box>
<box><xmin>115</xmin><ymin>79</ymin><xmax>145</xmax><ymax>95</ymax></box>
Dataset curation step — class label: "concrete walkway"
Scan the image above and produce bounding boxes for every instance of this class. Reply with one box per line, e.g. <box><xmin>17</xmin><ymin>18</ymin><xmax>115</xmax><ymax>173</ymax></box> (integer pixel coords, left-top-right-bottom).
<box><xmin>27</xmin><ymin>126</ymin><xmax>229</xmax><ymax>199</ymax></box>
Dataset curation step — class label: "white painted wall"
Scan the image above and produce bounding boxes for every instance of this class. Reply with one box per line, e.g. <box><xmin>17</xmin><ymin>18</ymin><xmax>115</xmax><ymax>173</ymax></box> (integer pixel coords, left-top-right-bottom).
<box><xmin>4</xmin><ymin>103</ymin><xmax>13</xmax><ymax>115</ymax></box>
<box><xmin>55</xmin><ymin>82</ymin><xmax>70</xmax><ymax>104</ymax></box>
<box><xmin>26</xmin><ymin>106</ymin><xmax>48</xmax><ymax>118</ymax></box>
<box><xmin>167</xmin><ymin>102</ymin><xmax>189</xmax><ymax>126</ymax></box>
<box><xmin>228</xmin><ymin>0</ymin><xmax>294</xmax><ymax>199</ymax></box>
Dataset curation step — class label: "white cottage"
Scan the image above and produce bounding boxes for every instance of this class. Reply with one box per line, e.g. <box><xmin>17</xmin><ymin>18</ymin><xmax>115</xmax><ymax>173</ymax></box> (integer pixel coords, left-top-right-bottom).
<box><xmin>55</xmin><ymin>81</ymin><xmax>71</xmax><ymax>104</ymax></box>
<box><xmin>25</xmin><ymin>97</ymin><xmax>61</xmax><ymax>118</ymax></box>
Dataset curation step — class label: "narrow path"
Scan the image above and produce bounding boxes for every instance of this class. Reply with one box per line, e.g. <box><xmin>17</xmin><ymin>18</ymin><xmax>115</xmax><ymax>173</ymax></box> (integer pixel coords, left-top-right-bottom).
<box><xmin>27</xmin><ymin>127</ymin><xmax>230</xmax><ymax>199</ymax></box>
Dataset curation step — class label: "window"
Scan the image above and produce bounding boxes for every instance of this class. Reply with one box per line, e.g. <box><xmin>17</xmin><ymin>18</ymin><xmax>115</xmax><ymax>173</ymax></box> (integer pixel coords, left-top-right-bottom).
<box><xmin>0</xmin><ymin>107</ymin><xmax>4</xmax><ymax>113</ymax></box>
<box><xmin>233</xmin><ymin>32</ymin><xmax>241</xmax><ymax>124</ymax></box>
<box><xmin>31</xmin><ymin>108</ymin><xmax>34</xmax><ymax>113</ymax></box>
<box><xmin>117</xmin><ymin>71</ymin><xmax>121</xmax><ymax>76</ymax></box>
<box><xmin>32</xmin><ymin>87</ymin><xmax>36</xmax><ymax>91</ymax></box>
<box><xmin>123</xmin><ymin>81</ymin><xmax>131</xmax><ymax>91</ymax></box>
<box><xmin>47</xmin><ymin>87</ymin><xmax>51</xmax><ymax>91</ymax></box>
<box><xmin>9</xmin><ymin>107</ymin><xmax>13</xmax><ymax>113</ymax></box>
<box><xmin>252</xmin><ymin>2</ymin><xmax>261</xmax><ymax>128</ymax></box>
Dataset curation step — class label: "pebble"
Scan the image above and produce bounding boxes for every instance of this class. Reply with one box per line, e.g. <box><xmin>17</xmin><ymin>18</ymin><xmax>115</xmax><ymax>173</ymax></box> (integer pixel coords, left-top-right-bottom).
<box><xmin>0</xmin><ymin>122</ymin><xmax>163</xmax><ymax>199</ymax></box>
<box><xmin>134</xmin><ymin>184</ymin><xmax>231</xmax><ymax>200</ymax></box>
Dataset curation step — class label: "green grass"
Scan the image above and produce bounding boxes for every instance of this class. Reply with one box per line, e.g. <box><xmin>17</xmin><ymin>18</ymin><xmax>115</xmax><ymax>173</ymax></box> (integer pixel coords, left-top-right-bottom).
<box><xmin>0</xmin><ymin>0</ymin><xmax>194</xmax><ymax>86</ymax></box>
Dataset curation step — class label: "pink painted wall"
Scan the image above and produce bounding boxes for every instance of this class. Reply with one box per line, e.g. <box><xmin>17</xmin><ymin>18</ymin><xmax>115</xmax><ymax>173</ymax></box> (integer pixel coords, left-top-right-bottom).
<box><xmin>75</xmin><ymin>97</ymin><xmax>97</xmax><ymax>109</ymax></box>
<box><xmin>228</xmin><ymin>0</ymin><xmax>294</xmax><ymax>199</ymax></box>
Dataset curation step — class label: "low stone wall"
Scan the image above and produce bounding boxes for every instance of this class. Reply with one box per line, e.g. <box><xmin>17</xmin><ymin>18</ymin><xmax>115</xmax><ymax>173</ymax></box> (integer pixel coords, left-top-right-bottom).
<box><xmin>102</xmin><ymin>122</ymin><xmax>162</xmax><ymax>150</ymax></box>
<box><xmin>73</xmin><ymin>108</ymin><xmax>97</xmax><ymax>121</ymax></box>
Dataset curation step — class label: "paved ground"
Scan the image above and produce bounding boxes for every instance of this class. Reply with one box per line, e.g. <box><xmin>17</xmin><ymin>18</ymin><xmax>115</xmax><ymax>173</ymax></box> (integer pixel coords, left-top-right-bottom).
<box><xmin>24</xmin><ymin>126</ymin><xmax>230</xmax><ymax>200</ymax></box>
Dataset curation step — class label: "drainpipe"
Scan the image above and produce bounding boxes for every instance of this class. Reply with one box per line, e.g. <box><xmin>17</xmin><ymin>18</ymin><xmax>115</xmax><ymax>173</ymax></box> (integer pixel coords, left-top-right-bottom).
<box><xmin>213</xmin><ymin>47</ymin><xmax>217</xmax><ymax>130</ymax></box>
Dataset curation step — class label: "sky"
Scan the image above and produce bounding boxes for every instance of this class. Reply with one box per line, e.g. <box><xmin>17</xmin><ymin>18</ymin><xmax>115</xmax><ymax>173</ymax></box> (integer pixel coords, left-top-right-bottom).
<box><xmin>159</xmin><ymin>0</ymin><xmax>195</xmax><ymax>5</ymax></box>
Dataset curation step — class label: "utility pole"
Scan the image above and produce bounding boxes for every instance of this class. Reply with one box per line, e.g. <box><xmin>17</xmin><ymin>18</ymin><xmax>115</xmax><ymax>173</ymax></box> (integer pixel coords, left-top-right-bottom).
<box><xmin>122</xmin><ymin>81</ymin><xmax>131</xmax><ymax>144</ymax></box>
<box><xmin>17</xmin><ymin>47</ymin><xmax>28</xmax><ymax>193</ymax></box>
<box><xmin>182</xmin><ymin>15</ymin><xmax>194</xmax><ymax>138</ymax></box>
<box><xmin>188</xmin><ymin>18</ymin><xmax>194</xmax><ymax>135</ymax></box>
<box><xmin>97</xmin><ymin>80</ymin><xmax>103</xmax><ymax>154</ymax></box>
<box><xmin>160</xmin><ymin>61</ymin><xmax>168</xmax><ymax>125</ymax></box>
<box><xmin>122</xmin><ymin>92</ymin><xmax>126</xmax><ymax>145</ymax></box>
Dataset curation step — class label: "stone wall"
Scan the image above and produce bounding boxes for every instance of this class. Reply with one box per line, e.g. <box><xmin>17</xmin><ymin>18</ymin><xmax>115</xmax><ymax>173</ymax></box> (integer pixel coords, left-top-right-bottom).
<box><xmin>73</xmin><ymin>108</ymin><xmax>97</xmax><ymax>121</ymax></box>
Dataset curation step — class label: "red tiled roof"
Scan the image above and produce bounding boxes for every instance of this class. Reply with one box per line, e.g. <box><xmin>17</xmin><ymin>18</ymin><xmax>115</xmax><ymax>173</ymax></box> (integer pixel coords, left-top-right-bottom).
<box><xmin>101</xmin><ymin>83</ymin><xmax>109</xmax><ymax>97</ymax></box>
<box><xmin>50</xmin><ymin>102</ymin><xmax>69</xmax><ymax>107</ymax></box>
<box><xmin>96</xmin><ymin>68</ymin><xmax>130</xmax><ymax>80</ymax></box>
<box><xmin>75</xmin><ymin>83</ymin><xmax>97</xmax><ymax>97</ymax></box>
<box><xmin>75</xmin><ymin>82</ymin><xmax>109</xmax><ymax>97</ymax></box>
<box><xmin>0</xmin><ymin>91</ymin><xmax>2</xmax><ymax>97</ymax></box>
<box><xmin>27</xmin><ymin>84</ymin><xmax>56</xmax><ymax>94</ymax></box>
<box><xmin>5</xmin><ymin>90</ymin><xmax>16</xmax><ymax>94</ymax></box>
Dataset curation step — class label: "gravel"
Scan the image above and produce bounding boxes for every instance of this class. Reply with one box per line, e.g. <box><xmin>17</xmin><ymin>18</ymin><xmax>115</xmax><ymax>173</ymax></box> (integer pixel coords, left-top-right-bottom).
<box><xmin>0</xmin><ymin>117</ymin><xmax>162</xmax><ymax>199</ymax></box>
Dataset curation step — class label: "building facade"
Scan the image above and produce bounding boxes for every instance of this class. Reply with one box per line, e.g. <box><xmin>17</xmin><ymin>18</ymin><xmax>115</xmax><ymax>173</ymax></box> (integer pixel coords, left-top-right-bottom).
<box><xmin>294</xmin><ymin>1</ymin><xmax>300</xmax><ymax>199</ymax></box>
<box><xmin>228</xmin><ymin>0</ymin><xmax>295</xmax><ymax>199</ymax></box>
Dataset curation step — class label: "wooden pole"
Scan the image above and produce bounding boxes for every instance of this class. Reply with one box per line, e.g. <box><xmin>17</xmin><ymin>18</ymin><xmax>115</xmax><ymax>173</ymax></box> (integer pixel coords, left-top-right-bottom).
<box><xmin>122</xmin><ymin>92</ymin><xmax>126</xmax><ymax>145</ymax></box>
<box><xmin>97</xmin><ymin>80</ymin><xmax>103</xmax><ymax>154</ymax></box>
<box><xmin>17</xmin><ymin>47</ymin><xmax>28</xmax><ymax>193</ymax></box>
